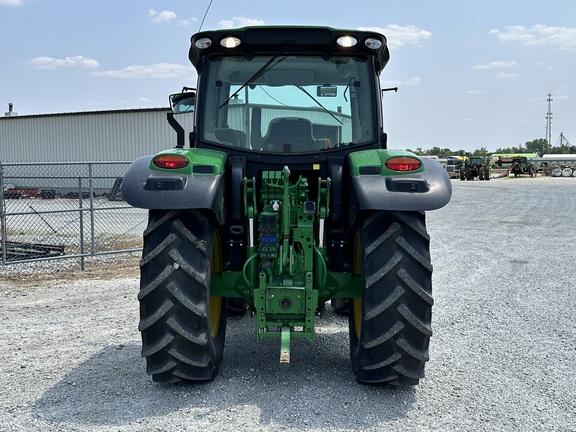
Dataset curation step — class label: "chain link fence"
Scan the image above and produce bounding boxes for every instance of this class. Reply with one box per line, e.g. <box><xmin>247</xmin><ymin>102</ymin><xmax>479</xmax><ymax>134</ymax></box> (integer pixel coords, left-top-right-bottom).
<box><xmin>0</xmin><ymin>162</ymin><xmax>147</xmax><ymax>268</ymax></box>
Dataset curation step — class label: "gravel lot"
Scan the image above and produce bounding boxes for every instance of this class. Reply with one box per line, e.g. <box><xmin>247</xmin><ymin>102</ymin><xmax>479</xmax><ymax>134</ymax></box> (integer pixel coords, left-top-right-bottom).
<box><xmin>1</xmin><ymin>176</ymin><xmax>575</xmax><ymax>432</ymax></box>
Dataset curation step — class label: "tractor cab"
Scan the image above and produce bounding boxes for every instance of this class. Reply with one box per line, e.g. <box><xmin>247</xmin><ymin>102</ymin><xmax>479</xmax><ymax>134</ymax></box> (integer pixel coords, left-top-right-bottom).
<box><xmin>172</xmin><ymin>27</ymin><xmax>390</xmax><ymax>157</ymax></box>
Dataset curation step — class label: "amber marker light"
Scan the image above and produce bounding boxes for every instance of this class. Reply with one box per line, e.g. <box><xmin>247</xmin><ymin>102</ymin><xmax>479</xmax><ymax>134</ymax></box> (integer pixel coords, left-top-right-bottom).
<box><xmin>385</xmin><ymin>157</ymin><xmax>422</xmax><ymax>172</ymax></box>
<box><xmin>153</xmin><ymin>155</ymin><xmax>189</xmax><ymax>169</ymax></box>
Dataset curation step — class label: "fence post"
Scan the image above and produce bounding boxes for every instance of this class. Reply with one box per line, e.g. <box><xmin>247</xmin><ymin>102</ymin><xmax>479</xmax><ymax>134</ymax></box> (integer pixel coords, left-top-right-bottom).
<box><xmin>0</xmin><ymin>162</ymin><xmax>6</xmax><ymax>265</ymax></box>
<box><xmin>89</xmin><ymin>163</ymin><xmax>96</xmax><ymax>256</ymax></box>
<box><xmin>79</xmin><ymin>176</ymin><xmax>85</xmax><ymax>271</ymax></box>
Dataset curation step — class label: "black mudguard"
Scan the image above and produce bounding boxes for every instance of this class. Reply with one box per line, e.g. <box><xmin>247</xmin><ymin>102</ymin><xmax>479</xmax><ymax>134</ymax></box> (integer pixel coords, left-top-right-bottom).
<box><xmin>121</xmin><ymin>156</ymin><xmax>226</xmax><ymax>224</ymax></box>
<box><xmin>349</xmin><ymin>158</ymin><xmax>452</xmax><ymax>223</ymax></box>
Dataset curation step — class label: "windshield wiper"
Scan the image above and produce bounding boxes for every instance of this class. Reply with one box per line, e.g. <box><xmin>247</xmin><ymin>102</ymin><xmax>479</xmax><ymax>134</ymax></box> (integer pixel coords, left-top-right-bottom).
<box><xmin>296</xmin><ymin>85</ymin><xmax>343</xmax><ymax>125</ymax></box>
<box><xmin>219</xmin><ymin>47</ymin><xmax>289</xmax><ymax>109</ymax></box>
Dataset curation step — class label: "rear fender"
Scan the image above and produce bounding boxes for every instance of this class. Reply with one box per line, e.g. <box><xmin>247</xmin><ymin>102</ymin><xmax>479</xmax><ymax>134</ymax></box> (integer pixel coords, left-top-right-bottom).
<box><xmin>121</xmin><ymin>149</ymin><xmax>227</xmax><ymax>224</ymax></box>
<box><xmin>348</xmin><ymin>150</ymin><xmax>452</xmax><ymax>224</ymax></box>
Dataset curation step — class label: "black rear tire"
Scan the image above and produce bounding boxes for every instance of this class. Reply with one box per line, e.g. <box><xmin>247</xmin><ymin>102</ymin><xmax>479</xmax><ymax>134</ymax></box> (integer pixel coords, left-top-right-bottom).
<box><xmin>349</xmin><ymin>211</ymin><xmax>433</xmax><ymax>386</ymax></box>
<box><xmin>138</xmin><ymin>209</ymin><xmax>227</xmax><ymax>383</ymax></box>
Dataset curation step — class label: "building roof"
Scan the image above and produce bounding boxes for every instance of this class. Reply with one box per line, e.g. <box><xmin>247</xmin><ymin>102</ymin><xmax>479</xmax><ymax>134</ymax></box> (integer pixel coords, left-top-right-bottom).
<box><xmin>491</xmin><ymin>153</ymin><xmax>538</xmax><ymax>159</ymax></box>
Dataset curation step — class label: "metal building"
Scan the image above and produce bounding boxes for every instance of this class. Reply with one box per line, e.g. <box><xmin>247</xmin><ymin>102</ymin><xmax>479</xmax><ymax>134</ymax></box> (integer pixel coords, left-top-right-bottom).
<box><xmin>0</xmin><ymin>108</ymin><xmax>175</xmax><ymax>163</ymax></box>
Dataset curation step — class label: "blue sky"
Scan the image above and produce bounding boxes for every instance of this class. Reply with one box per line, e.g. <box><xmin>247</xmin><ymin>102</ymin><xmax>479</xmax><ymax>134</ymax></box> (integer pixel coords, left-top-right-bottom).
<box><xmin>1</xmin><ymin>0</ymin><xmax>575</xmax><ymax>152</ymax></box>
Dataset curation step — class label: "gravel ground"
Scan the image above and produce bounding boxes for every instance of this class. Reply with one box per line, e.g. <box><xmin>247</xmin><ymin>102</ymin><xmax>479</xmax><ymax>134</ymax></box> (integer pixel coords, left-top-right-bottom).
<box><xmin>1</xmin><ymin>176</ymin><xmax>575</xmax><ymax>432</ymax></box>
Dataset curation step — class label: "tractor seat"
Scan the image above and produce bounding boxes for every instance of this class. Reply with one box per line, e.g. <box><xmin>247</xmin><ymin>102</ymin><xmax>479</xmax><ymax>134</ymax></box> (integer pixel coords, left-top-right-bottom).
<box><xmin>263</xmin><ymin>118</ymin><xmax>326</xmax><ymax>152</ymax></box>
<box><xmin>215</xmin><ymin>128</ymin><xmax>248</xmax><ymax>148</ymax></box>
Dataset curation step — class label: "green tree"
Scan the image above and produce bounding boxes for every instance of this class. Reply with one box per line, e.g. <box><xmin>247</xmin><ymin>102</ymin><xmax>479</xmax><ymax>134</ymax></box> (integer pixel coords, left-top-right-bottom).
<box><xmin>429</xmin><ymin>146</ymin><xmax>442</xmax><ymax>157</ymax></box>
<box><xmin>402</xmin><ymin>137</ymin><xmax>564</xmax><ymax>158</ymax></box>
<box><xmin>550</xmin><ymin>144</ymin><xmax>572</xmax><ymax>154</ymax></box>
<box><xmin>525</xmin><ymin>138</ymin><xmax>550</xmax><ymax>155</ymax></box>
<box><xmin>472</xmin><ymin>147</ymin><xmax>489</xmax><ymax>157</ymax></box>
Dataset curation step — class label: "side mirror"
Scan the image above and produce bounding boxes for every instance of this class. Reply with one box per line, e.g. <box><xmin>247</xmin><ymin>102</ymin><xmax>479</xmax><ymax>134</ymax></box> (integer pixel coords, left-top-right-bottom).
<box><xmin>317</xmin><ymin>85</ymin><xmax>337</xmax><ymax>97</ymax></box>
<box><xmin>170</xmin><ymin>91</ymin><xmax>196</xmax><ymax>114</ymax></box>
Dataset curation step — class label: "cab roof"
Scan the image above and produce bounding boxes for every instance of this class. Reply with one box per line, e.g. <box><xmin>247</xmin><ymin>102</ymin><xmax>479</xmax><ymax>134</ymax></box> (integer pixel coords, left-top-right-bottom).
<box><xmin>189</xmin><ymin>26</ymin><xmax>390</xmax><ymax>73</ymax></box>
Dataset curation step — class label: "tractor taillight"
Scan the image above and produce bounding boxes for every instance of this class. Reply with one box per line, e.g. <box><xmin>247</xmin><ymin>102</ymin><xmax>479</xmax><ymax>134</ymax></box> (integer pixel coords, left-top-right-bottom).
<box><xmin>153</xmin><ymin>155</ymin><xmax>189</xmax><ymax>169</ymax></box>
<box><xmin>385</xmin><ymin>157</ymin><xmax>422</xmax><ymax>172</ymax></box>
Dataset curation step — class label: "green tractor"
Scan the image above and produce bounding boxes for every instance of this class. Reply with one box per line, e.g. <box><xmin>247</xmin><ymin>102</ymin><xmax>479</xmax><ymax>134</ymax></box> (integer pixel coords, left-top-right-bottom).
<box><xmin>509</xmin><ymin>156</ymin><xmax>536</xmax><ymax>177</ymax></box>
<box><xmin>460</xmin><ymin>156</ymin><xmax>491</xmax><ymax>181</ymax></box>
<box><xmin>122</xmin><ymin>26</ymin><xmax>452</xmax><ymax>386</ymax></box>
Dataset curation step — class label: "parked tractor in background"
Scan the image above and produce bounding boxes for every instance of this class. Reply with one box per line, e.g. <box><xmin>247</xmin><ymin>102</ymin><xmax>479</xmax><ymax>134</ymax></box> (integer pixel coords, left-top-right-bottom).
<box><xmin>122</xmin><ymin>26</ymin><xmax>452</xmax><ymax>386</ymax></box>
<box><xmin>510</xmin><ymin>156</ymin><xmax>536</xmax><ymax>177</ymax></box>
<box><xmin>460</xmin><ymin>156</ymin><xmax>491</xmax><ymax>181</ymax></box>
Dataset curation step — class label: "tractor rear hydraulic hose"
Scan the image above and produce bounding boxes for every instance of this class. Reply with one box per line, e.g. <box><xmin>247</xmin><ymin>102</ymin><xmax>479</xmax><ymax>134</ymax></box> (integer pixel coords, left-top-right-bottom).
<box><xmin>242</xmin><ymin>251</ymin><xmax>259</xmax><ymax>287</ymax></box>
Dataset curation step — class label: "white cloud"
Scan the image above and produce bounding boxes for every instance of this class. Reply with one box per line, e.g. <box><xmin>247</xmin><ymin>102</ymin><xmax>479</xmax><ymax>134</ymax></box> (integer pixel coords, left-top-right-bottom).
<box><xmin>471</xmin><ymin>61</ymin><xmax>517</xmax><ymax>70</ymax></box>
<box><xmin>148</xmin><ymin>9</ymin><xmax>196</xmax><ymax>26</ymax></box>
<box><xmin>91</xmin><ymin>63</ymin><xmax>191</xmax><ymax>79</ymax></box>
<box><xmin>493</xmin><ymin>72</ymin><xmax>521</xmax><ymax>79</ymax></box>
<box><xmin>178</xmin><ymin>17</ymin><xmax>198</xmax><ymax>26</ymax></box>
<box><xmin>463</xmin><ymin>89</ymin><xmax>486</xmax><ymax>95</ymax></box>
<box><xmin>0</xmin><ymin>0</ymin><xmax>23</xmax><ymax>5</ymax></box>
<box><xmin>490</xmin><ymin>25</ymin><xmax>576</xmax><ymax>50</ymax></box>
<box><xmin>381</xmin><ymin>76</ymin><xmax>421</xmax><ymax>87</ymax></box>
<box><xmin>28</xmin><ymin>55</ymin><xmax>100</xmax><ymax>70</ymax></box>
<box><xmin>358</xmin><ymin>25</ymin><xmax>432</xmax><ymax>49</ymax></box>
<box><xmin>404</xmin><ymin>76</ymin><xmax>422</xmax><ymax>86</ymax></box>
<box><xmin>148</xmin><ymin>9</ymin><xmax>177</xmax><ymax>24</ymax></box>
<box><xmin>218</xmin><ymin>16</ymin><xmax>265</xmax><ymax>29</ymax></box>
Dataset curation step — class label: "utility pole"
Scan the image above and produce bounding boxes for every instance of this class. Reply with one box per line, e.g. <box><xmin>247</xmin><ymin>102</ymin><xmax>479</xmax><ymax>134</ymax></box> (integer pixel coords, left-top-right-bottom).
<box><xmin>545</xmin><ymin>93</ymin><xmax>553</xmax><ymax>148</ymax></box>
